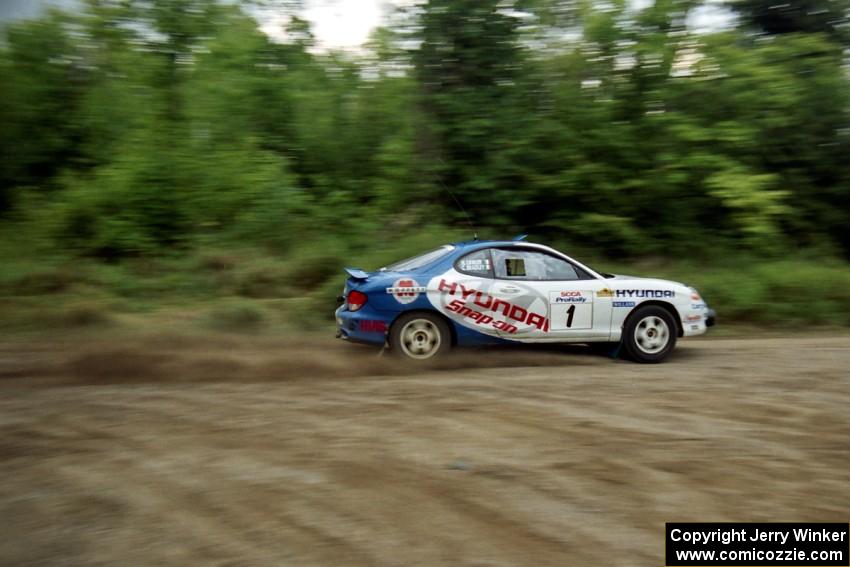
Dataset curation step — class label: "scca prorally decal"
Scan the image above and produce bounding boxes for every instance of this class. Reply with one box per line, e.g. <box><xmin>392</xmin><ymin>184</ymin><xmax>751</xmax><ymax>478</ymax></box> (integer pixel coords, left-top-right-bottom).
<box><xmin>615</xmin><ymin>289</ymin><xmax>675</xmax><ymax>298</ymax></box>
<box><xmin>386</xmin><ymin>278</ymin><xmax>426</xmax><ymax>304</ymax></box>
<box><xmin>550</xmin><ymin>290</ymin><xmax>590</xmax><ymax>304</ymax></box>
<box><xmin>427</xmin><ymin>276</ymin><xmax>549</xmax><ymax>337</ymax></box>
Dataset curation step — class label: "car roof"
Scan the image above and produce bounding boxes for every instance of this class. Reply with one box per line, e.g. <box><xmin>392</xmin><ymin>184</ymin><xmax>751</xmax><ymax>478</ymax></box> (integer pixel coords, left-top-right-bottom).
<box><xmin>452</xmin><ymin>239</ymin><xmax>538</xmax><ymax>249</ymax></box>
<box><xmin>447</xmin><ymin>239</ymin><xmax>604</xmax><ymax>280</ymax></box>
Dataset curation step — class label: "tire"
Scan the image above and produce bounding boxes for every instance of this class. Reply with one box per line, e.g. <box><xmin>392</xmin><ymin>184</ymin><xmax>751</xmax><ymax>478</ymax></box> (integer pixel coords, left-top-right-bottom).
<box><xmin>389</xmin><ymin>312</ymin><xmax>452</xmax><ymax>361</ymax></box>
<box><xmin>622</xmin><ymin>305</ymin><xmax>677</xmax><ymax>363</ymax></box>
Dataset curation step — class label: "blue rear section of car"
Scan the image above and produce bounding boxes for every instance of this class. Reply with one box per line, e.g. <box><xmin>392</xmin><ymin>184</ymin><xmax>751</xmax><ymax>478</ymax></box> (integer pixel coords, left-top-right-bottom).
<box><xmin>335</xmin><ymin>240</ymin><xmax>515</xmax><ymax>347</ymax></box>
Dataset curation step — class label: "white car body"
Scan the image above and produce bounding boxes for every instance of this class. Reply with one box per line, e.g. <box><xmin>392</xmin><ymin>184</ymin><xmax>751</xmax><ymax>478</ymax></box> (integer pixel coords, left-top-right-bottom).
<box><xmin>336</xmin><ymin>239</ymin><xmax>715</xmax><ymax>362</ymax></box>
<box><xmin>425</xmin><ymin>242</ymin><xmax>711</xmax><ymax>344</ymax></box>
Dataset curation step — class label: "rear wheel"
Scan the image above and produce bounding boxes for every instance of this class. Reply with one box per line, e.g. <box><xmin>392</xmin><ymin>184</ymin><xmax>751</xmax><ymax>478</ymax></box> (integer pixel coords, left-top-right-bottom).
<box><xmin>622</xmin><ymin>305</ymin><xmax>677</xmax><ymax>363</ymax></box>
<box><xmin>389</xmin><ymin>312</ymin><xmax>451</xmax><ymax>361</ymax></box>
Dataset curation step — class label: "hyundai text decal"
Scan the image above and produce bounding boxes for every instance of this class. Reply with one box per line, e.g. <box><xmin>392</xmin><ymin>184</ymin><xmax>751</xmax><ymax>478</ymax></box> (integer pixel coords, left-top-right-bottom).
<box><xmin>615</xmin><ymin>289</ymin><xmax>675</xmax><ymax>298</ymax></box>
<box><xmin>433</xmin><ymin>278</ymin><xmax>549</xmax><ymax>334</ymax></box>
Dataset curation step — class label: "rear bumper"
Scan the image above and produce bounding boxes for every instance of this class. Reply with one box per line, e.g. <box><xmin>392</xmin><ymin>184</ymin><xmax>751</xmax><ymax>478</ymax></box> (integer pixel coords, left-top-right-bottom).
<box><xmin>335</xmin><ymin>305</ymin><xmax>391</xmax><ymax>346</ymax></box>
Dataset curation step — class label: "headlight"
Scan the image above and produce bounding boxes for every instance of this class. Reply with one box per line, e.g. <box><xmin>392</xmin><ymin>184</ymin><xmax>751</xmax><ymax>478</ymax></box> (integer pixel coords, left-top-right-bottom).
<box><xmin>688</xmin><ymin>286</ymin><xmax>702</xmax><ymax>301</ymax></box>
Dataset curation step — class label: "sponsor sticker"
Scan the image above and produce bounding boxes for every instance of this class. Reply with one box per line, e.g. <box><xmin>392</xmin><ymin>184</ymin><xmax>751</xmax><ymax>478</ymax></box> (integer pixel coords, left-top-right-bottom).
<box><xmin>429</xmin><ymin>278</ymin><xmax>549</xmax><ymax>335</ymax></box>
<box><xmin>616</xmin><ymin>289</ymin><xmax>675</xmax><ymax>298</ymax></box>
<box><xmin>597</xmin><ymin>288</ymin><xmax>614</xmax><ymax>298</ymax></box>
<box><xmin>691</xmin><ymin>302</ymin><xmax>707</xmax><ymax>310</ymax></box>
<box><xmin>359</xmin><ymin>320</ymin><xmax>388</xmax><ymax>333</ymax></box>
<box><xmin>613</xmin><ymin>301</ymin><xmax>636</xmax><ymax>308</ymax></box>
<box><xmin>550</xmin><ymin>290</ymin><xmax>591</xmax><ymax>304</ymax></box>
<box><xmin>685</xmin><ymin>314</ymin><xmax>702</xmax><ymax>322</ymax></box>
<box><xmin>386</xmin><ymin>279</ymin><xmax>426</xmax><ymax>304</ymax></box>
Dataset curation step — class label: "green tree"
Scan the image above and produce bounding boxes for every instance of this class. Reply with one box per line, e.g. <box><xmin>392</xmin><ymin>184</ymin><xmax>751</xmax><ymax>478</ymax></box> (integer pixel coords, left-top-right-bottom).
<box><xmin>733</xmin><ymin>0</ymin><xmax>850</xmax><ymax>39</ymax></box>
<box><xmin>0</xmin><ymin>12</ymin><xmax>82</xmax><ymax>213</ymax></box>
<box><xmin>413</xmin><ymin>0</ymin><xmax>528</xmax><ymax>224</ymax></box>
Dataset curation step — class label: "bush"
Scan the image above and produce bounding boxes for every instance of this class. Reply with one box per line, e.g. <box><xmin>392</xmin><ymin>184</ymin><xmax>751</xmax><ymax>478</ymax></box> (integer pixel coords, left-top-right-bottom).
<box><xmin>205</xmin><ymin>300</ymin><xmax>266</xmax><ymax>332</ymax></box>
<box><xmin>198</xmin><ymin>254</ymin><xmax>237</xmax><ymax>272</ymax></box>
<box><xmin>624</xmin><ymin>257</ymin><xmax>850</xmax><ymax>327</ymax></box>
<box><xmin>282</xmin><ymin>238</ymin><xmax>348</xmax><ymax>290</ymax></box>
<box><xmin>10</xmin><ymin>268</ymin><xmax>81</xmax><ymax>295</ymax></box>
<box><xmin>236</xmin><ymin>266</ymin><xmax>292</xmax><ymax>299</ymax></box>
<box><xmin>60</xmin><ymin>302</ymin><xmax>113</xmax><ymax>328</ymax></box>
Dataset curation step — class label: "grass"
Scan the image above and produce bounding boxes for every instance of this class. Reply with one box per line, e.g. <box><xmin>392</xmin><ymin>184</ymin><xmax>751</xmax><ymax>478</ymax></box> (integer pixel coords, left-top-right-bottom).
<box><xmin>1</xmin><ymin>231</ymin><xmax>849</xmax><ymax>335</ymax></box>
<box><xmin>204</xmin><ymin>299</ymin><xmax>267</xmax><ymax>332</ymax></box>
<box><xmin>592</xmin><ymin>257</ymin><xmax>850</xmax><ymax>327</ymax></box>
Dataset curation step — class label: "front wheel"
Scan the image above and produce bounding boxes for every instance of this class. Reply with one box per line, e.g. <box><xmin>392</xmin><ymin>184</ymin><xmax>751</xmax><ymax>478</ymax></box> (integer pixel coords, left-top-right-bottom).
<box><xmin>389</xmin><ymin>312</ymin><xmax>452</xmax><ymax>361</ymax></box>
<box><xmin>622</xmin><ymin>306</ymin><xmax>677</xmax><ymax>363</ymax></box>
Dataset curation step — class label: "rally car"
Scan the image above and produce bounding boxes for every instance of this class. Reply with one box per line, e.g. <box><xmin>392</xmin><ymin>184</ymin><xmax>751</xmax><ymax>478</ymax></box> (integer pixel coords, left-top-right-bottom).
<box><xmin>335</xmin><ymin>237</ymin><xmax>715</xmax><ymax>363</ymax></box>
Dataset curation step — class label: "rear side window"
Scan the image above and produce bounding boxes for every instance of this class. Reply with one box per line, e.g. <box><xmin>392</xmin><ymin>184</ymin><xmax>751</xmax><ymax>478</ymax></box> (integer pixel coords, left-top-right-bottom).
<box><xmin>492</xmin><ymin>248</ymin><xmax>583</xmax><ymax>281</ymax></box>
<box><xmin>382</xmin><ymin>245</ymin><xmax>455</xmax><ymax>272</ymax></box>
<box><xmin>455</xmin><ymin>249</ymin><xmax>493</xmax><ymax>277</ymax></box>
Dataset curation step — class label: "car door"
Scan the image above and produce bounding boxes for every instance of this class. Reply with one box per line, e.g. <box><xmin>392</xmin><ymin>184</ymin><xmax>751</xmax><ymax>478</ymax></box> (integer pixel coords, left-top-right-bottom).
<box><xmin>429</xmin><ymin>247</ymin><xmax>551</xmax><ymax>341</ymax></box>
<box><xmin>489</xmin><ymin>248</ymin><xmax>613</xmax><ymax>341</ymax></box>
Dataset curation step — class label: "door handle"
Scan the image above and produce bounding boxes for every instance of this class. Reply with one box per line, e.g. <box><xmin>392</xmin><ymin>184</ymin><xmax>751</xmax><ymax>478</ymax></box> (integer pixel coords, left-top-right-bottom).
<box><xmin>498</xmin><ymin>286</ymin><xmax>521</xmax><ymax>294</ymax></box>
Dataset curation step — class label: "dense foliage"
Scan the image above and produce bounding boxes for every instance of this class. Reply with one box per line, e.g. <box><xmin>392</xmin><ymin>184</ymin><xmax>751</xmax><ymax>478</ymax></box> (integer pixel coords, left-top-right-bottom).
<box><xmin>1</xmin><ymin>0</ymin><xmax>849</xmax><ymax>330</ymax></box>
<box><xmin>2</xmin><ymin>0</ymin><xmax>848</xmax><ymax>258</ymax></box>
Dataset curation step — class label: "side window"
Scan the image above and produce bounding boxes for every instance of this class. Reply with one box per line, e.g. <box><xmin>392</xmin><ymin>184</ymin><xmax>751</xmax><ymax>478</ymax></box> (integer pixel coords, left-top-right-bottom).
<box><xmin>492</xmin><ymin>249</ymin><xmax>581</xmax><ymax>281</ymax></box>
<box><xmin>455</xmin><ymin>249</ymin><xmax>494</xmax><ymax>277</ymax></box>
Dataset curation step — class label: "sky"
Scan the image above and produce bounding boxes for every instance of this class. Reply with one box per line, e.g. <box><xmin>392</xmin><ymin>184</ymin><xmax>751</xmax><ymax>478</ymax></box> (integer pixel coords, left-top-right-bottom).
<box><xmin>0</xmin><ymin>0</ymin><xmax>78</xmax><ymax>21</ymax></box>
<box><xmin>0</xmin><ymin>0</ymin><xmax>732</xmax><ymax>50</ymax></box>
<box><xmin>256</xmin><ymin>0</ymin><xmax>388</xmax><ymax>49</ymax></box>
<box><xmin>0</xmin><ymin>0</ymin><xmax>391</xmax><ymax>50</ymax></box>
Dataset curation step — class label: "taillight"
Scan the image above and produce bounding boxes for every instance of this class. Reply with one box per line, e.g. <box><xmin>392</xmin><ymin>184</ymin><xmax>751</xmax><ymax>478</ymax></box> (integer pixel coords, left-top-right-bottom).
<box><xmin>347</xmin><ymin>290</ymin><xmax>368</xmax><ymax>312</ymax></box>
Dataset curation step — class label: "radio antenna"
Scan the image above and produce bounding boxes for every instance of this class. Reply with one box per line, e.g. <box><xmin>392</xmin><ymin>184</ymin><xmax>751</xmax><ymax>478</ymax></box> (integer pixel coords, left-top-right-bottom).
<box><xmin>436</xmin><ymin>158</ymin><xmax>478</xmax><ymax>241</ymax></box>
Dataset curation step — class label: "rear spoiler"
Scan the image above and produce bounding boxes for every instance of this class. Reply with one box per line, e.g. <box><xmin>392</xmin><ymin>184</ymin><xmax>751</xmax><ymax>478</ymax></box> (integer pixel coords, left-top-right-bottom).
<box><xmin>344</xmin><ymin>267</ymin><xmax>371</xmax><ymax>280</ymax></box>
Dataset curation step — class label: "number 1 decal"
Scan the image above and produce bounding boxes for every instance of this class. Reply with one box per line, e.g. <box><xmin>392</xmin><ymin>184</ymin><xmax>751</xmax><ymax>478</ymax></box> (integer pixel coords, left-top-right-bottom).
<box><xmin>548</xmin><ymin>290</ymin><xmax>593</xmax><ymax>331</ymax></box>
<box><xmin>565</xmin><ymin>304</ymin><xmax>575</xmax><ymax>328</ymax></box>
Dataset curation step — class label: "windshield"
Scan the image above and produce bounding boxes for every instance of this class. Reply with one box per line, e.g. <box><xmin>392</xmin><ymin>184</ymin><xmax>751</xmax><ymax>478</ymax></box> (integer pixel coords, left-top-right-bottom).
<box><xmin>382</xmin><ymin>245</ymin><xmax>455</xmax><ymax>272</ymax></box>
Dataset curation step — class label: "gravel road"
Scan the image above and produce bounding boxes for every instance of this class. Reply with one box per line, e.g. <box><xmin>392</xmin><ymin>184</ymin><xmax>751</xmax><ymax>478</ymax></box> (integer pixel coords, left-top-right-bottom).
<box><xmin>1</xmin><ymin>335</ymin><xmax>848</xmax><ymax>566</ymax></box>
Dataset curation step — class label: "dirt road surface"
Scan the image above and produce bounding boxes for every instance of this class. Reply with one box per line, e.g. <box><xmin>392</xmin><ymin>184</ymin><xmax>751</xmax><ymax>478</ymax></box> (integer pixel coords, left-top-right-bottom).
<box><xmin>1</xmin><ymin>335</ymin><xmax>848</xmax><ymax>566</ymax></box>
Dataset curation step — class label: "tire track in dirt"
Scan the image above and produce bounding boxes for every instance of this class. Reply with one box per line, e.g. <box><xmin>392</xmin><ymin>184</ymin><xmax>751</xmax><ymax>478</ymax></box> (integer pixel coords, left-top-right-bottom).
<box><xmin>1</xmin><ymin>336</ymin><xmax>849</xmax><ymax>565</ymax></box>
